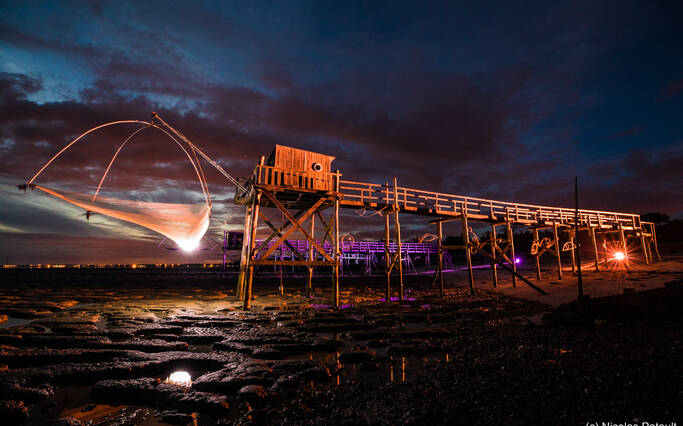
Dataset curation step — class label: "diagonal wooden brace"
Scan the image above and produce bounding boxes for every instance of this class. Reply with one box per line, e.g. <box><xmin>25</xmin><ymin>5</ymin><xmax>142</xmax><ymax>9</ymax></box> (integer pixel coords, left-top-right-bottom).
<box><xmin>257</xmin><ymin>210</ymin><xmax>305</xmax><ymax>260</ymax></box>
<box><xmin>260</xmin><ymin>191</ymin><xmax>334</xmax><ymax>262</ymax></box>
<box><xmin>255</xmin><ymin>209</ymin><xmax>305</xmax><ymax>254</ymax></box>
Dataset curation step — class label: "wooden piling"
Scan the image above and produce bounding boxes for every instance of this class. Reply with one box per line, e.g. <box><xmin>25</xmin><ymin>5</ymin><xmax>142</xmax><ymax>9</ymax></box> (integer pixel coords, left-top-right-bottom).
<box><xmin>553</xmin><ymin>223</ymin><xmax>563</xmax><ymax>280</ymax></box>
<box><xmin>237</xmin><ymin>204</ymin><xmax>252</xmax><ymax>299</ymax></box>
<box><xmin>393</xmin><ymin>177</ymin><xmax>404</xmax><ymax>300</ymax></box>
<box><xmin>618</xmin><ymin>224</ymin><xmax>630</xmax><ymax>268</ymax></box>
<box><xmin>385</xmin><ymin>209</ymin><xmax>391</xmax><ymax>302</ymax></box>
<box><xmin>639</xmin><ymin>230</ymin><xmax>650</xmax><ymax>265</ymax></box>
<box><xmin>437</xmin><ymin>220</ymin><xmax>444</xmax><ymax>294</ymax></box>
<box><xmin>307</xmin><ymin>214</ymin><xmax>314</xmax><ymax>297</ymax></box>
<box><xmin>243</xmin><ymin>190</ymin><xmax>261</xmax><ymax>310</ymax></box>
<box><xmin>590</xmin><ymin>227</ymin><xmax>600</xmax><ymax>271</ymax></box>
<box><xmin>569</xmin><ymin>233</ymin><xmax>576</xmax><ymax>273</ymax></box>
<box><xmin>490</xmin><ymin>223</ymin><xmax>498</xmax><ymax>287</ymax></box>
<box><xmin>533</xmin><ymin>228</ymin><xmax>541</xmax><ymax>280</ymax></box>
<box><xmin>506</xmin><ymin>222</ymin><xmax>517</xmax><ymax>288</ymax></box>
<box><xmin>462</xmin><ymin>214</ymin><xmax>474</xmax><ymax>294</ymax></box>
<box><xmin>651</xmin><ymin>224</ymin><xmax>662</xmax><ymax>261</ymax></box>
<box><xmin>333</xmin><ymin>170</ymin><xmax>340</xmax><ymax>307</ymax></box>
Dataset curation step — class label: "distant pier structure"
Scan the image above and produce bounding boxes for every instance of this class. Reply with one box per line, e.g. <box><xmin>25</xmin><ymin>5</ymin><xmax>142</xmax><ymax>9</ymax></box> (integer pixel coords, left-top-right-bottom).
<box><xmin>234</xmin><ymin>145</ymin><xmax>661</xmax><ymax>309</ymax></box>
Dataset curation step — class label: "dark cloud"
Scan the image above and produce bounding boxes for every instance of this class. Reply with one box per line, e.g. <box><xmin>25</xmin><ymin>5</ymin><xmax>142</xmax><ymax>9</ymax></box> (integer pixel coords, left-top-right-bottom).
<box><xmin>0</xmin><ymin>1</ymin><xmax>682</xmax><ymax>263</ymax></box>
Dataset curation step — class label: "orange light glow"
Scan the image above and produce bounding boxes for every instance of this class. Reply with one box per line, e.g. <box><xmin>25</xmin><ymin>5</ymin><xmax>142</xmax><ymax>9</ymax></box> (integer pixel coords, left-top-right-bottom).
<box><xmin>614</xmin><ymin>251</ymin><xmax>625</xmax><ymax>261</ymax></box>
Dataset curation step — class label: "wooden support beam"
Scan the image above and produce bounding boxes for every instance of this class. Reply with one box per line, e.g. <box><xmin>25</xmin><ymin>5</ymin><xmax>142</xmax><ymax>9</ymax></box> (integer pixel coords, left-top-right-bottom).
<box><xmin>462</xmin><ymin>214</ymin><xmax>475</xmax><ymax>294</ymax></box>
<box><xmin>258</xmin><ymin>210</ymin><xmax>305</xmax><ymax>260</ymax></box>
<box><xmin>385</xmin><ymin>209</ymin><xmax>391</xmax><ymax>302</ymax></box>
<box><xmin>237</xmin><ymin>203</ymin><xmax>252</xmax><ymax>300</ymax></box>
<box><xmin>506</xmin><ymin>222</ymin><xmax>517</xmax><ymax>288</ymax></box>
<box><xmin>473</xmin><ymin>244</ymin><xmax>548</xmax><ymax>295</ymax></box>
<box><xmin>437</xmin><ymin>220</ymin><xmax>444</xmax><ymax>294</ymax></box>
<box><xmin>590</xmin><ymin>227</ymin><xmax>600</xmax><ymax>272</ymax></box>
<box><xmin>307</xmin><ymin>215</ymin><xmax>314</xmax><ymax>297</ymax></box>
<box><xmin>333</xmin><ymin>170</ymin><xmax>341</xmax><ymax>307</ymax></box>
<box><xmin>569</xmin><ymin>232</ymin><xmax>577</xmax><ymax>273</ymax></box>
<box><xmin>490</xmin><ymin>223</ymin><xmax>498</xmax><ymax>287</ymax></box>
<box><xmin>533</xmin><ymin>228</ymin><xmax>541</xmax><ymax>280</ymax></box>
<box><xmin>393</xmin><ymin>177</ymin><xmax>404</xmax><ymax>300</ymax></box>
<box><xmin>553</xmin><ymin>222</ymin><xmax>563</xmax><ymax>280</ymax></box>
<box><xmin>251</xmin><ymin>260</ymin><xmax>335</xmax><ymax>266</ymax></box>
<box><xmin>259</xmin><ymin>192</ymin><xmax>331</xmax><ymax>262</ymax></box>
<box><xmin>243</xmin><ymin>188</ymin><xmax>262</xmax><ymax>310</ymax></box>
<box><xmin>639</xmin><ymin>230</ymin><xmax>650</xmax><ymax>265</ymax></box>
<box><xmin>618</xmin><ymin>224</ymin><xmax>630</xmax><ymax>268</ymax></box>
<box><xmin>651</xmin><ymin>224</ymin><xmax>662</xmax><ymax>261</ymax></box>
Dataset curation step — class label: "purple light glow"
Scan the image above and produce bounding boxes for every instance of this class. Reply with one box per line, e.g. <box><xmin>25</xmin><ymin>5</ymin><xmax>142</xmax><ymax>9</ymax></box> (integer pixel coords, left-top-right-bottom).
<box><xmin>515</xmin><ymin>257</ymin><xmax>521</xmax><ymax>264</ymax></box>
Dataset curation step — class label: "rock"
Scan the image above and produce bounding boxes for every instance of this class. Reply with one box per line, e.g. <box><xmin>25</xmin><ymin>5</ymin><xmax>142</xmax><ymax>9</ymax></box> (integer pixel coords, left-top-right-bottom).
<box><xmin>238</xmin><ymin>384</ymin><xmax>268</xmax><ymax>402</ymax></box>
<box><xmin>0</xmin><ymin>400</ymin><xmax>29</xmax><ymax>424</ymax></box>
<box><xmin>160</xmin><ymin>410</ymin><xmax>196</xmax><ymax>424</ymax></box>
<box><xmin>91</xmin><ymin>378</ymin><xmax>229</xmax><ymax>416</ymax></box>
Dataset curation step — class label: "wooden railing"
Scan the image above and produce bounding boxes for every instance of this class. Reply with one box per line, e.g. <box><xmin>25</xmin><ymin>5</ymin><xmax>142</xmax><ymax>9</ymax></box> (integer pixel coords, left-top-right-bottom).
<box><xmin>255</xmin><ymin>165</ymin><xmax>339</xmax><ymax>191</ymax></box>
<box><xmin>339</xmin><ymin>180</ymin><xmax>640</xmax><ymax>229</ymax></box>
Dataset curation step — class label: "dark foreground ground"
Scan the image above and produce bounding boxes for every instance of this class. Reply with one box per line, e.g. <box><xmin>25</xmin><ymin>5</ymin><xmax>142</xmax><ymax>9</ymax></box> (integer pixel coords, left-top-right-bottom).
<box><xmin>0</xmin><ymin>264</ymin><xmax>682</xmax><ymax>425</ymax></box>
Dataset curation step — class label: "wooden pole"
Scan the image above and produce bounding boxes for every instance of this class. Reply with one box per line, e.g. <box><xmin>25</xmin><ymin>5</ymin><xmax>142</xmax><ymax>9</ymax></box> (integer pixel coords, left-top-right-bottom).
<box><xmin>333</xmin><ymin>171</ymin><xmax>340</xmax><ymax>308</ymax></box>
<box><xmin>385</xmin><ymin>211</ymin><xmax>391</xmax><ymax>302</ymax></box>
<box><xmin>618</xmin><ymin>224</ymin><xmax>630</xmax><ymax>268</ymax></box>
<box><xmin>474</xmin><ymin>246</ymin><xmax>548</xmax><ymax>295</ymax></box>
<box><xmin>237</xmin><ymin>204</ymin><xmax>252</xmax><ymax>299</ymax></box>
<box><xmin>393</xmin><ymin>177</ymin><xmax>404</xmax><ymax>301</ymax></box>
<box><xmin>533</xmin><ymin>228</ymin><xmax>541</xmax><ymax>280</ymax></box>
<box><xmin>243</xmin><ymin>190</ymin><xmax>261</xmax><ymax>310</ymax></box>
<box><xmin>590</xmin><ymin>227</ymin><xmax>600</xmax><ymax>271</ymax></box>
<box><xmin>574</xmin><ymin>177</ymin><xmax>584</xmax><ymax>309</ymax></box>
<box><xmin>490</xmin><ymin>223</ymin><xmax>498</xmax><ymax>287</ymax></box>
<box><xmin>437</xmin><ymin>220</ymin><xmax>444</xmax><ymax>294</ymax></box>
<box><xmin>553</xmin><ymin>222</ymin><xmax>563</xmax><ymax>280</ymax></box>
<box><xmin>307</xmin><ymin>215</ymin><xmax>314</xmax><ymax>297</ymax></box>
<box><xmin>462</xmin><ymin>214</ymin><xmax>474</xmax><ymax>294</ymax></box>
<box><xmin>506</xmin><ymin>222</ymin><xmax>517</xmax><ymax>288</ymax></box>
<box><xmin>639</xmin><ymin>230</ymin><xmax>650</xmax><ymax>265</ymax></box>
<box><xmin>651</xmin><ymin>224</ymin><xmax>662</xmax><ymax>261</ymax></box>
<box><xmin>569</xmin><ymin>232</ymin><xmax>576</xmax><ymax>273</ymax></box>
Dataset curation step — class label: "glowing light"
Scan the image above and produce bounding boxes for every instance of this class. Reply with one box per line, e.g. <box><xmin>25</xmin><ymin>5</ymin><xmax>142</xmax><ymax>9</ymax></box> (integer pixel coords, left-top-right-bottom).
<box><xmin>165</xmin><ymin>371</ymin><xmax>192</xmax><ymax>387</ymax></box>
<box><xmin>614</xmin><ymin>251</ymin><xmax>625</xmax><ymax>261</ymax></box>
<box><xmin>177</xmin><ymin>239</ymin><xmax>200</xmax><ymax>251</ymax></box>
<box><xmin>514</xmin><ymin>257</ymin><xmax>521</xmax><ymax>264</ymax></box>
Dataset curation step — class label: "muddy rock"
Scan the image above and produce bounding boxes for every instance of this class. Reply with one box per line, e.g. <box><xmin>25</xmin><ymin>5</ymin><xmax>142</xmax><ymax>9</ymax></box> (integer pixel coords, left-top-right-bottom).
<box><xmin>91</xmin><ymin>378</ymin><xmax>229</xmax><ymax>416</ymax></box>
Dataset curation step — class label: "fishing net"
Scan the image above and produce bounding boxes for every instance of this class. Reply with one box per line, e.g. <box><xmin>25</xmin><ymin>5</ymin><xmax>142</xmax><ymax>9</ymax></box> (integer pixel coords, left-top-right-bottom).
<box><xmin>36</xmin><ymin>185</ymin><xmax>210</xmax><ymax>251</ymax></box>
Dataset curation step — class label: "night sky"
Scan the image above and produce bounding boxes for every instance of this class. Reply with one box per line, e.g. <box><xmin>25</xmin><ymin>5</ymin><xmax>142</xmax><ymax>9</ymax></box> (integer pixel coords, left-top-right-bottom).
<box><xmin>1</xmin><ymin>1</ymin><xmax>682</xmax><ymax>264</ymax></box>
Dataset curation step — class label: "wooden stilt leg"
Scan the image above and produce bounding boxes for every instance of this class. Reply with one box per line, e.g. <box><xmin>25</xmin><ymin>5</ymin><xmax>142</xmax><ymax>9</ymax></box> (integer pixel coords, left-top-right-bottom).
<box><xmin>393</xmin><ymin>177</ymin><xmax>403</xmax><ymax>301</ymax></box>
<box><xmin>243</xmin><ymin>191</ymin><xmax>261</xmax><ymax>310</ymax></box>
<box><xmin>639</xmin><ymin>230</ymin><xmax>650</xmax><ymax>265</ymax></box>
<box><xmin>490</xmin><ymin>223</ymin><xmax>498</xmax><ymax>287</ymax></box>
<box><xmin>333</xmin><ymin>172</ymin><xmax>341</xmax><ymax>308</ymax></box>
<box><xmin>569</xmin><ymin>233</ymin><xmax>576</xmax><ymax>273</ymax></box>
<box><xmin>383</xmin><ymin>212</ymin><xmax>390</xmax><ymax>302</ymax></box>
<box><xmin>437</xmin><ymin>220</ymin><xmax>444</xmax><ymax>294</ymax></box>
<box><xmin>652</xmin><ymin>225</ymin><xmax>662</xmax><ymax>261</ymax></box>
<box><xmin>553</xmin><ymin>223</ymin><xmax>563</xmax><ymax>280</ymax></box>
<box><xmin>506</xmin><ymin>222</ymin><xmax>517</xmax><ymax>288</ymax></box>
<box><xmin>307</xmin><ymin>215</ymin><xmax>314</xmax><ymax>297</ymax></box>
<box><xmin>619</xmin><ymin>224</ymin><xmax>630</xmax><ymax>268</ymax></box>
<box><xmin>462</xmin><ymin>214</ymin><xmax>474</xmax><ymax>294</ymax></box>
<box><xmin>533</xmin><ymin>228</ymin><xmax>541</xmax><ymax>280</ymax></box>
<box><xmin>237</xmin><ymin>204</ymin><xmax>252</xmax><ymax>299</ymax></box>
<box><xmin>590</xmin><ymin>227</ymin><xmax>600</xmax><ymax>271</ymax></box>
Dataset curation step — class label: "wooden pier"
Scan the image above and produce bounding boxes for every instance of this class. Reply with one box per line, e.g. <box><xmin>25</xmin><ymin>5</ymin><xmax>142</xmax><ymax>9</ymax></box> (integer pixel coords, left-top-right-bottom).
<box><xmin>235</xmin><ymin>145</ymin><xmax>661</xmax><ymax>309</ymax></box>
